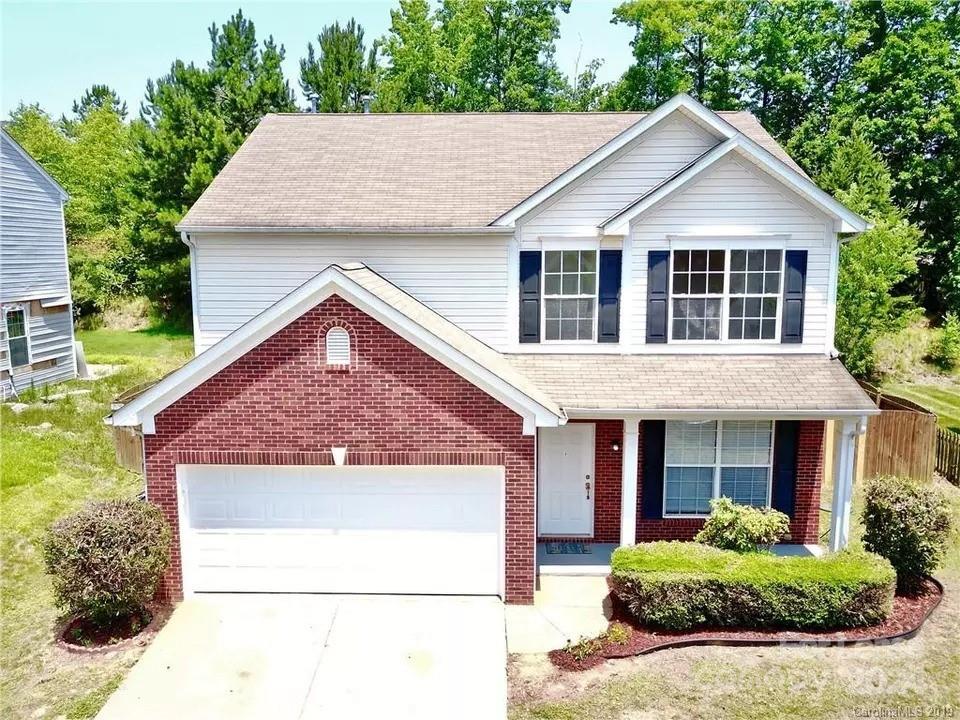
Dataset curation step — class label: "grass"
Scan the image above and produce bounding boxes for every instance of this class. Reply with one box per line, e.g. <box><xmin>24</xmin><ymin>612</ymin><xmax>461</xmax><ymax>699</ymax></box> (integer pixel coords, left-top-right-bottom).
<box><xmin>874</xmin><ymin>319</ymin><xmax>960</xmax><ymax>432</ymax></box>
<box><xmin>1</xmin><ymin>325</ymin><xmax>190</xmax><ymax>720</ymax></box>
<box><xmin>510</xmin><ymin>479</ymin><xmax>960</xmax><ymax>720</ymax></box>
<box><xmin>76</xmin><ymin>323</ymin><xmax>193</xmax><ymax>364</ymax></box>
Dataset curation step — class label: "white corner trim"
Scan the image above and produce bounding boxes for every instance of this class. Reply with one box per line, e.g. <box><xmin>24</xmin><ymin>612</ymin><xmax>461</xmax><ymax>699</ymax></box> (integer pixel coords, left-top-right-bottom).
<box><xmin>492</xmin><ymin>94</ymin><xmax>734</xmax><ymax>227</ymax></box>
<box><xmin>109</xmin><ymin>265</ymin><xmax>563</xmax><ymax>434</ymax></box>
<box><xmin>601</xmin><ymin>137</ymin><xmax>869</xmax><ymax>236</ymax></box>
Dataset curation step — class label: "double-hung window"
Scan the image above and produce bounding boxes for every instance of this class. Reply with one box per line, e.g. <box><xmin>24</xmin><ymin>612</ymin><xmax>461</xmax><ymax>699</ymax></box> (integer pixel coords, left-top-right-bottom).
<box><xmin>543</xmin><ymin>250</ymin><xmax>597</xmax><ymax>341</ymax></box>
<box><xmin>669</xmin><ymin>248</ymin><xmax>784</xmax><ymax>342</ymax></box>
<box><xmin>663</xmin><ymin>419</ymin><xmax>775</xmax><ymax>516</ymax></box>
<box><xmin>5</xmin><ymin>307</ymin><xmax>29</xmax><ymax>368</ymax></box>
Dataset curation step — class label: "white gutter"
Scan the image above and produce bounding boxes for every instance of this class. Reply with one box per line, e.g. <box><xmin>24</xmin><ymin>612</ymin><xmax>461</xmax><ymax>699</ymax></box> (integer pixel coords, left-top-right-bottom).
<box><xmin>174</xmin><ymin>225</ymin><xmax>516</xmax><ymax>235</ymax></box>
<box><xmin>180</xmin><ymin>231</ymin><xmax>201</xmax><ymax>352</ymax></box>
<box><xmin>563</xmin><ymin>407</ymin><xmax>880</xmax><ymax>420</ymax></box>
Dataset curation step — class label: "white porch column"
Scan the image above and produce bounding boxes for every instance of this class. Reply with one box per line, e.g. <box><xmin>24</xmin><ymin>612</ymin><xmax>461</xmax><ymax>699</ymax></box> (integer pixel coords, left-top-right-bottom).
<box><xmin>620</xmin><ymin>418</ymin><xmax>640</xmax><ymax>547</ymax></box>
<box><xmin>829</xmin><ymin>418</ymin><xmax>860</xmax><ymax>551</ymax></box>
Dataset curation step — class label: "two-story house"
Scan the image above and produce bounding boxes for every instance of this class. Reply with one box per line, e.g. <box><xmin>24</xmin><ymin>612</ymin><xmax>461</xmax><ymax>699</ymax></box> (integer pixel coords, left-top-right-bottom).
<box><xmin>110</xmin><ymin>95</ymin><xmax>876</xmax><ymax>605</ymax></box>
<box><xmin>0</xmin><ymin>128</ymin><xmax>76</xmax><ymax>398</ymax></box>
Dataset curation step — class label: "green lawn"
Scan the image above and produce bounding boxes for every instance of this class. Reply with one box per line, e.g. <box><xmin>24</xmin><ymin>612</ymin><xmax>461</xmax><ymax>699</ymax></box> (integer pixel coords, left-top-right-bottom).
<box><xmin>76</xmin><ymin>325</ymin><xmax>193</xmax><ymax>363</ymax></box>
<box><xmin>1</xmin><ymin>327</ymin><xmax>190</xmax><ymax>720</ymax></box>
<box><xmin>509</xmin><ymin>479</ymin><xmax>960</xmax><ymax>720</ymax></box>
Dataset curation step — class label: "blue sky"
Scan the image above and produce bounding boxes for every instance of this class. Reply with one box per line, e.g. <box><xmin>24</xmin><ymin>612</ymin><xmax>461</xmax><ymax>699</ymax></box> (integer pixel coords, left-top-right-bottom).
<box><xmin>1</xmin><ymin>1</ymin><xmax>635</xmax><ymax>119</ymax></box>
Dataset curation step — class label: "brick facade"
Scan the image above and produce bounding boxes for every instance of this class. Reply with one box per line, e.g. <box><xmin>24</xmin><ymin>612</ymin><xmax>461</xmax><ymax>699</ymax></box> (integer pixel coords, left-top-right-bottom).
<box><xmin>540</xmin><ymin>419</ymin><xmax>826</xmax><ymax>545</ymax></box>
<box><xmin>144</xmin><ymin>295</ymin><xmax>536</xmax><ymax>604</ymax></box>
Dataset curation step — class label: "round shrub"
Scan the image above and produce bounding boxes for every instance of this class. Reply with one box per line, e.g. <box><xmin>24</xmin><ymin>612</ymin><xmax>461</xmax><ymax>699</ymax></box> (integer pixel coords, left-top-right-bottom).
<box><xmin>695</xmin><ymin>497</ymin><xmax>790</xmax><ymax>552</ymax></box>
<box><xmin>861</xmin><ymin>476</ymin><xmax>952</xmax><ymax>593</ymax></box>
<box><xmin>43</xmin><ymin>499</ymin><xmax>171</xmax><ymax>624</ymax></box>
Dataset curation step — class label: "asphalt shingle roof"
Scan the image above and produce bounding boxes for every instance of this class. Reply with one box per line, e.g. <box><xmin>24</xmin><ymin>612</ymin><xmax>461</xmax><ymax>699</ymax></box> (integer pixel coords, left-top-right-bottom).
<box><xmin>179</xmin><ymin>111</ymin><xmax>802</xmax><ymax>230</ymax></box>
<box><xmin>506</xmin><ymin>353</ymin><xmax>877</xmax><ymax>414</ymax></box>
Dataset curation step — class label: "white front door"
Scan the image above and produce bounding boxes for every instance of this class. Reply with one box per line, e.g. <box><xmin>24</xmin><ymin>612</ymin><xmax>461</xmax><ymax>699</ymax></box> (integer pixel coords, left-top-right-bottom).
<box><xmin>178</xmin><ymin>464</ymin><xmax>504</xmax><ymax>596</ymax></box>
<box><xmin>538</xmin><ymin>424</ymin><xmax>595</xmax><ymax>536</ymax></box>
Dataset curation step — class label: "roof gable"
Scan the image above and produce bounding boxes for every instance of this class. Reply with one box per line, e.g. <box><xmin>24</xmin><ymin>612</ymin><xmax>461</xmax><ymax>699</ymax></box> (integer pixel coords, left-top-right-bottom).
<box><xmin>602</xmin><ymin>136</ymin><xmax>868</xmax><ymax>235</ymax></box>
<box><xmin>0</xmin><ymin>129</ymin><xmax>69</xmax><ymax>201</ymax></box>
<box><xmin>110</xmin><ymin>264</ymin><xmax>563</xmax><ymax>434</ymax></box>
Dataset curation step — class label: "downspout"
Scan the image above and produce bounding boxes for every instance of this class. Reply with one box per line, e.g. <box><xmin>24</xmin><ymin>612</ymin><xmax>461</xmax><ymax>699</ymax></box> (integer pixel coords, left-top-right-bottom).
<box><xmin>180</xmin><ymin>231</ymin><xmax>201</xmax><ymax>356</ymax></box>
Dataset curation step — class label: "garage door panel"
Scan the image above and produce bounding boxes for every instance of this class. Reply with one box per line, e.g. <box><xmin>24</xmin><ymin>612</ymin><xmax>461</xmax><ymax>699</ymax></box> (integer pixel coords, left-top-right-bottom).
<box><xmin>180</xmin><ymin>465</ymin><xmax>503</xmax><ymax>596</ymax></box>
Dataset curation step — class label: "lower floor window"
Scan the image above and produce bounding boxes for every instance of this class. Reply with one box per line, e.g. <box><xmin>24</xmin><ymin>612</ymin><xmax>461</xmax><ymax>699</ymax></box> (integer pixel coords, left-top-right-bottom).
<box><xmin>664</xmin><ymin>419</ymin><xmax>774</xmax><ymax>516</ymax></box>
<box><xmin>4</xmin><ymin>307</ymin><xmax>29</xmax><ymax>368</ymax></box>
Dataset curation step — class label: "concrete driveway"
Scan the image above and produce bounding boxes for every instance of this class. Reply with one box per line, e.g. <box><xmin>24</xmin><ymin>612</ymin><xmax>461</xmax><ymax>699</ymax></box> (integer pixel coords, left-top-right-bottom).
<box><xmin>97</xmin><ymin>594</ymin><xmax>506</xmax><ymax>720</ymax></box>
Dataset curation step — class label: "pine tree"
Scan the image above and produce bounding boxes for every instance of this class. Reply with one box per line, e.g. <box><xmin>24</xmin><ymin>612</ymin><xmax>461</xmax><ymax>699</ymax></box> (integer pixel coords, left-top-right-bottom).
<box><xmin>300</xmin><ymin>20</ymin><xmax>378</xmax><ymax>113</ymax></box>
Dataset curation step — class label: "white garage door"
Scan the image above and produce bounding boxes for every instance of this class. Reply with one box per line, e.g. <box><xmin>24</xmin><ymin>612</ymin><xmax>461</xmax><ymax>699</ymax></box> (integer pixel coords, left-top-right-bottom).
<box><xmin>178</xmin><ymin>465</ymin><xmax>504</xmax><ymax>596</ymax></box>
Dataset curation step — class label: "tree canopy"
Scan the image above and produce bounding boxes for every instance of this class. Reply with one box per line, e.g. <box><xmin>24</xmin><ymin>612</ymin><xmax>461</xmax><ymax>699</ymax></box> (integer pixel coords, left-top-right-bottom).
<box><xmin>5</xmin><ymin>1</ymin><xmax>956</xmax><ymax>377</ymax></box>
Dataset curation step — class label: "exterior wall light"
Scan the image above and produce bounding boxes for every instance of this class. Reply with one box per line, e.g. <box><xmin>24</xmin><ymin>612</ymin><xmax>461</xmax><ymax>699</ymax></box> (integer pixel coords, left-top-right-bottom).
<box><xmin>611</xmin><ymin>439</ymin><xmax>621</xmax><ymax>452</ymax></box>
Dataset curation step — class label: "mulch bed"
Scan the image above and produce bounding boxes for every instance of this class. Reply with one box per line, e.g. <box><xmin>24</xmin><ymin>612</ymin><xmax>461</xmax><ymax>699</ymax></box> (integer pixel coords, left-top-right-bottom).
<box><xmin>57</xmin><ymin>605</ymin><xmax>166</xmax><ymax>654</ymax></box>
<box><xmin>549</xmin><ymin>577</ymin><xmax>943</xmax><ymax>672</ymax></box>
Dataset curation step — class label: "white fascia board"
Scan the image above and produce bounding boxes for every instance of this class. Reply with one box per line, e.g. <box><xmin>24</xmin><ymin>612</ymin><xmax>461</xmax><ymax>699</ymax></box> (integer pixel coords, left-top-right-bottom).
<box><xmin>563</xmin><ymin>407</ymin><xmax>880</xmax><ymax>420</ymax></box>
<box><xmin>602</xmin><ymin>137</ymin><xmax>869</xmax><ymax>236</ymax></box>
<box><xmin>110</xmin><ymin>267</ymin><xmax>563</xmax><ymax>433</ymax></box>
<box><xmin>491</xmin><ymin>94</ymin><xmax>734</xmax><ymax>227</ymax></box>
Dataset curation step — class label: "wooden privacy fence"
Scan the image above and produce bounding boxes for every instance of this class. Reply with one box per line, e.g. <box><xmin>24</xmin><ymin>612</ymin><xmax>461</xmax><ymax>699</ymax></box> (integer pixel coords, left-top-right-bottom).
<box><xmin>936</xmin><ymin>427</ymin><xmax>960</xmax><ymax>486</ymax></box>
<box><xmin>112</xmin><ymin>425</ymin><xmax>144</xmax><ymax>475</ymax></box>
<box><xmin>859</xmin><ymin>382</ymin><xmax>937</xmax><ymax>482</ymax></box>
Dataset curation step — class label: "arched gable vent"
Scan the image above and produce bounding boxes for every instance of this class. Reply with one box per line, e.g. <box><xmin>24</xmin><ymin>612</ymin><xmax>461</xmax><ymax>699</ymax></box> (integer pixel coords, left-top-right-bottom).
<box><xmin>325</xmin><ymin>327</ymin><xmax>351</xmax><ymax>366</ymax></box>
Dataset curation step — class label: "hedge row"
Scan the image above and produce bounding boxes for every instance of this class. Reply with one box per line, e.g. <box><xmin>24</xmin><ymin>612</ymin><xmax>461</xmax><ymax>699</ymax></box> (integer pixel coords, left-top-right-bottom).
<box><xmin>611</xmin><ymin>542</ymin><xmax>896</xmax><ymax>631</ymax></box>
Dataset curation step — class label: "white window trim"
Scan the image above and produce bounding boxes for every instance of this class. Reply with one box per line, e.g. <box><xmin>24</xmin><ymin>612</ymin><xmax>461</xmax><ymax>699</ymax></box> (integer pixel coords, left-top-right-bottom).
<box><xmin>541</xmin><ymin>248</ymin><xmax>599</xmax><ymax>344</ymax></box>
<box><xmin>662</xmin><ymin>419</ymin><xmax>776</xmax><ymax>519</ymax></box>
<box><xmin>3</xmin><ymin>304</ymin><xmax>31</xmax><ymax>369</ymax></box>
<box><xmin>667</xmin><ymin>248</ymin><xmax>785</xmax><ymax>345</ymax></box>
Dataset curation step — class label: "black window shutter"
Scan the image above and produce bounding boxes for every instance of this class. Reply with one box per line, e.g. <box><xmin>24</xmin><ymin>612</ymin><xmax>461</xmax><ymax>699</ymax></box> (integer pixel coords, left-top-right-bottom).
<box><xmin>641</xmin><ymin>420</ymin><xmax>666</xmax><ymax>519</ymax></box>
<box><xmin>781</xmin><ymin>250</ymin><xmax>807</xmax><ymax>344</ymax></box>
<box><xmin>598</xmin><ymin>250</ymin><xmax>622</xmax><ymax>343</ymax></box>
<box><xmin>646</xmin><ymin>251</ymin><xmax>669</xmax><ymax>343</ymax></box>
<box><xmin>771</xmin><ymin>421</ymin><xmax>799</xmax><ymax>517</ymax></box>
<box><xmin>519</xmin><ymin>251</ymin><xmax>541</xmax><ymax>343</ymax></box>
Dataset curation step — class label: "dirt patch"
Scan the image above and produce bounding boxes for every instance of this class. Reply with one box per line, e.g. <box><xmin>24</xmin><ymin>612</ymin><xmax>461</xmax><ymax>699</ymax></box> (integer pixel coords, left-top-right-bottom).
<box><xmin>546</xmin><ymin>578</ymin><xmax>942</xmax><ymax>672</ymax></box>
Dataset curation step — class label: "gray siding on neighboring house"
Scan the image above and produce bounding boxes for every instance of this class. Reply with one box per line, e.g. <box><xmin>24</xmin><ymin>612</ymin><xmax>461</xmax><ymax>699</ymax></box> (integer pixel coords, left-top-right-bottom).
<box><xmin>0</xmin><ymin>131</ymin><xmax>76</xmax><ymax>395</ymax></box>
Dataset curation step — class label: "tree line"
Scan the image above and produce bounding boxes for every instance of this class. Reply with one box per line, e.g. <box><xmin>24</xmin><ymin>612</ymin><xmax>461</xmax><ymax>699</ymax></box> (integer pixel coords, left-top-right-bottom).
<box><xmin>5</xmin><ymin>0</ymin><xmax>958</xmax><ymax>378</ymax></box>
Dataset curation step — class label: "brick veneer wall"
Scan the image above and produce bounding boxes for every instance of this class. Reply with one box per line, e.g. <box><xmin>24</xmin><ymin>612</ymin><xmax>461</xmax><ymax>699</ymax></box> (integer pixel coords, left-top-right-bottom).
<box><xmin>144</xmin><ymin>295</ymin><xmax>536</xmax><ymax>604</ymax></box>
<box><xmin>540</xmin><ymin>419</ymin><xmax>826</xmax><ymax>545</ymax></box>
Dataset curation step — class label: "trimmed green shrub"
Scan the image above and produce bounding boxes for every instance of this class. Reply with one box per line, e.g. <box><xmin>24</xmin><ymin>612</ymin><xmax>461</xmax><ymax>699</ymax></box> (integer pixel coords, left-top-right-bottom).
<box><xmin>43</xmin><ymin>500</ymin><xmax>171</xmax><ymax>624</ymax></box>
<box><xmin>929</xmin><ymin>312</ymin><xmax>960</xmax><ymax>370</ymax></box>
<box><xmin>611</xmin><ymin>542</ymin><xmax>895</xmax><ymax>631</ymax></box>
<box><xmin>695</xmin><ymin>497</ymin><xmax>790</xmax><ymax>552</ymax></box>
<box><xmin>861</xmin><ymin>476</ymin><xmax>952</xmax><ymax>593</ymax></box>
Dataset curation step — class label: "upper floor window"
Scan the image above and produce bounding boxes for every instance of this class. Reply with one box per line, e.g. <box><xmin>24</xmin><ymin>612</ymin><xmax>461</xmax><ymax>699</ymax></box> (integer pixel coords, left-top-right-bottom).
<box><xmin>670</xmin><ymin>248</ymin><xmax>783</xmax><ymax>342</ymax></box>
<box><xmin>4</xmin><ymin>307</ymin><xmax>29</xmax><ymax>368</ymax></box>
<box><xmin>543</xmin><ymin>250</ymin><xmax>597</xmax><ymax>341</ymax></box>
<box><xmin>325</xmin><ymin>327</ymin><xmax>351</xmax><ymax>365</ymax></box>
<box><xmin>663</xmin><ymin>419</ymin><xmax>774</xmax><ymax>517</ymax></box>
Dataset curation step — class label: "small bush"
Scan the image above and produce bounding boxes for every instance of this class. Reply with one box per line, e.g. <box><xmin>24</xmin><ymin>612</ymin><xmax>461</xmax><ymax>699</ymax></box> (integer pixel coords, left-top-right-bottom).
<box><xmin>43</xmin><ymin>499</ymin><xmax>171</xmax><ymax>625</ymax></box>
<box><xmin>929</xmin><ymin>312</ymin><xmax>960</xmax><ymax>370</ymax></box>
<box><xmin>861</xmin><ymin>476</ymin><xmax>952</xmax><ymax>593</ymax></box>
<box><xmin>695</xmin><ymin>497</ymin><xmax>790</xmax><ymax>552</ymax></box>
<box><xmin>611</xmin><ymin>542</ymin><xmax>895</xmax><ymax>631</ymax></box>
<box><xmin>565</xmin><ymin>635</ymin><xmax>604</xmax><ymax>661</ymax></box>
<box><xmin>605</xmin><ymin>622</ymin><xmax>631</xmax><ymax>645</ymax></box>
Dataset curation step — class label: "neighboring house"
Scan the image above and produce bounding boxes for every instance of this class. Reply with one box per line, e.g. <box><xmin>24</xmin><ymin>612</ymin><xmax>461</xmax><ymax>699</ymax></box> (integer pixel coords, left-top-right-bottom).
<box><xmin>110</xmin><ymin>94</ymin><xmax>877</xmax><ymax>605</ymax></box>
<box><xmin>0</xmin><ymin>128</ymin><xmax>76</xmax><ymax>398</ymax></box>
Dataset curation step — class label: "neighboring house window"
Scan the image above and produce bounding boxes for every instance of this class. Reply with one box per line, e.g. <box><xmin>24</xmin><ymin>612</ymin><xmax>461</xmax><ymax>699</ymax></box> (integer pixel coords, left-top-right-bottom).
<box><xmin>5</xmin><ymin>307</ymin><xmax>29</xmax><ymax>368</ymax></box>
<box><xmin>325</xmin><ymin>327</ymin><xmax>351</xmax><ymax>365</ymax></box>
<box><xmin>669</xmin><ymin>249</ymin><xmax>784</xmax><ymax>342</ymax></box>
<box><xmin>543</xmin><ymin>250</ymin><xmax>597</xmax><ymax>341</ymax></box>
<box><xmin>663</xmin><ymin>419</ymin><xmax>774</xmax><ymax>516</ymax></box>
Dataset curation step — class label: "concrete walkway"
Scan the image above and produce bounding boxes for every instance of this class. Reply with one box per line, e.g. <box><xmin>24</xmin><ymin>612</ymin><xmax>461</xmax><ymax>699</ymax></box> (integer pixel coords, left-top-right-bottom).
<box><xmin>505</xmin><ymin>576</ymin><xmax>612</xmax><ymax>654</ymax></box>
<box><xmin>97</xmin><ymin>594</ymin><xmax>506</xmax><ymax>720</ymax></box>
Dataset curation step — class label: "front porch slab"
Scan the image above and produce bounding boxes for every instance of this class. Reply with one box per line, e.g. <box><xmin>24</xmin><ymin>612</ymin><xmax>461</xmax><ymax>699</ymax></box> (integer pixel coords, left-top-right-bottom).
<box><xmin>536</xmin><ymin>542</ymin><xmax>617</xmax><ymax>576</ymax></box>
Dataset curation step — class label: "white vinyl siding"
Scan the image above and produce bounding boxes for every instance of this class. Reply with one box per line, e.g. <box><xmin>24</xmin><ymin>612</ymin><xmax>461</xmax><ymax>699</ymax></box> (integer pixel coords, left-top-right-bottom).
<box><xmin>0</xmin><ymin>134</ymin><xmax>70</xmax><ymax>302</ymax></box>
<box><xmin>192</xmin><ymin>234</ymin><xmax>510</xmax><ymax>352</ymax></box>
<box><xmin>517</xmin><ymin>114</ymin><xmax>717</xmax><ymax>241</ymax></box>
<box><xmin>630</xmin><ymin>156</ymin><xmax>834</xmax><ymax>353</ymax></box>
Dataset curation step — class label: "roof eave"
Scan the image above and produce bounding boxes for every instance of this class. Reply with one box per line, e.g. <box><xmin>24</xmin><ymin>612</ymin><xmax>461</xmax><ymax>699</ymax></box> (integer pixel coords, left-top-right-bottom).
<box><xmin>564</xmin><ymin>407</ymin><xmax>879</xmax><ymax>420</ymax></box>
<box><xmin>175</xmin><ymin>224</ymin><xmax>515</xmax><ymax>236</ymax></box>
